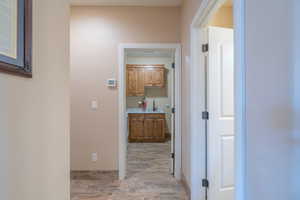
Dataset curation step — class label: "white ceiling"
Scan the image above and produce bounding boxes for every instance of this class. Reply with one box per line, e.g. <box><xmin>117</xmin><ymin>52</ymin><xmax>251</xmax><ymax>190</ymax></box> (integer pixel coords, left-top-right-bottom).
<box><xmin>125</xmin><ymin>49</ymin><xmax>175</xmax><ymax>58</ymax></box>
<box><xmin>71</xmin><ymin>0</ymin><xmax>183</xmax><ymax>6</ymax></box>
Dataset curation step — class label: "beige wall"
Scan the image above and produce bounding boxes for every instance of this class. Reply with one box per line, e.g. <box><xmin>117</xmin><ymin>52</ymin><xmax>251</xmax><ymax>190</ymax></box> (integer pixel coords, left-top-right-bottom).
<box><xmin>126</xmin><ymin>56</ymin><xmax>174</xmax><ymax>133</ymax></box>
<box><xmin>209</xmin><ymin>6</ymin><xmax>233</xmax><ymax>28</ymax></box>
<box><xmin>0</xmin><ymin>0</ymin><xmax>70</xmax><ymax>200</ymax></box>
<box><xmin>70</xmin><ymin>6</ymin><xmax>181</xmax><ymax>171</ymax></box>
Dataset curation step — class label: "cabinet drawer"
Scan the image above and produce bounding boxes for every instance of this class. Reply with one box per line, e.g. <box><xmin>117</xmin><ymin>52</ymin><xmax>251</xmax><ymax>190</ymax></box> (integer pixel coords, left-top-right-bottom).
<box><xmin>128</xmin><ymin>114</ymin><xmax>144</xmax><ymax>119</ymax></box>
<box><xmin>144</xmin><ymin>114</ymin><xmax>165</xmax><ymax>119</ymax></box>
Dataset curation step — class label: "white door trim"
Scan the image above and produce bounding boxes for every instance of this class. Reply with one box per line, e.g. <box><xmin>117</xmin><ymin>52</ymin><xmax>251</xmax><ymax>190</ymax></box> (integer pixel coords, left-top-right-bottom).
<box><xmin>118</xmin><ymin>43</ymin><xmax>182</xmax><ymax>180</ymax></box>
<box><xmin>189</xmin><ymin>0</ymin><xmax>246</xmax><ymax>200</ymax></box>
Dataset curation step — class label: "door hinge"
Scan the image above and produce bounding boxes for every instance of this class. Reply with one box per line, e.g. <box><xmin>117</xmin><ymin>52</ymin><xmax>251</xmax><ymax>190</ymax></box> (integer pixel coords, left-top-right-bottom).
<box><xmin>202</xmin><ymin>179</ymin><xmax>209</xmax><ymax>188</ymax></box>
<box><xmin>172</xmin><ymin>107</ymin><xmax>175</xmax><ymax>114</ymax></box>
<box><xmin>202</xmin><ymin>111</ymin><xmax>209</xmax><ymax>120</ymax></box>
<box><xmin>171</xmin><ymin>153</ymin><xmax>175</xmax><ymax>159</ymax></box>
<box><xmin>172</xmin><ymin>62</ymin><xmax>175</xmax><ymax>69</ymax></box>
<box><xmin>202</xmin><ymin>44</ymin><xmax>209</xmax><ymax>52</ymax></box>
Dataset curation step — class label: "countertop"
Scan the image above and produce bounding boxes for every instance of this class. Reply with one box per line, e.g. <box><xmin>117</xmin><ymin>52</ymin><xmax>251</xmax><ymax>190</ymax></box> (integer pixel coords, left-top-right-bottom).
<box><xmin>127</xmin><ymin>108</ymin><xmax>165</xmax><ymax>114</ymax></box>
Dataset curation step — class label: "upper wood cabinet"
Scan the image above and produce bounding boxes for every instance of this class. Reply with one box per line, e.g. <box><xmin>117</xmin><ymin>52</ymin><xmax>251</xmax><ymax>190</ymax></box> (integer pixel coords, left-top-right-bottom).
<box><xmin>126</xmin><ymin>65</ymin><xmax>165</xmax><ymax>96</ymax></box>
<box><xmin>144</xmin><ymin>67</ymin><xmax>165</xmax><ymax>87</ymax></box>
<box><xmin>127</xmin><ymin>67</ymin><xmax>145</xmax><ymax>96</ymax></box>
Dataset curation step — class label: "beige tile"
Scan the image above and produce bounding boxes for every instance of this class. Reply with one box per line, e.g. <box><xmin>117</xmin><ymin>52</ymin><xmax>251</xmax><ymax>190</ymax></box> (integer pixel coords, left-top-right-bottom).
<box><xmin>71</xmin><ymin>142</ymin><xmax>188</xmax><ymax>200</ymax></box>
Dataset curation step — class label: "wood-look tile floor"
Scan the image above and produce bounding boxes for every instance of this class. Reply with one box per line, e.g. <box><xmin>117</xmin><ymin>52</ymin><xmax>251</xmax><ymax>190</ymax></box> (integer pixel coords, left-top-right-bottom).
<box><xmin>71</xmin><ymin>142</ymin><xmax>188</xmax><ymax>200</ymax></box>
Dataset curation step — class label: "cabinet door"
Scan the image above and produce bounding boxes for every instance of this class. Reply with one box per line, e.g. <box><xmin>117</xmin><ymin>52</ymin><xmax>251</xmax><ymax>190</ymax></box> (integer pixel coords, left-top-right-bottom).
<box><xmin>127</xmin><ymin>67</ymin><xmax>144</xmax><ymax>96</ymax></box>
<box><xmin>136</xmin><ymin>68</ymin><xmax>145</xmax><ymax>96</ymax></box>
<box><xmin>129</xmin><ymin>118</ymin><xmax>144</xmax><ymax>141</ymax></box>
<box><xmin>127</xmin><ymin>68</ymin><xmax>137</xmax><ymax>96</ymax></box>
<box><xmin>144</xmin><ymin>68</ymin><xmax>153</xmax><ymax>86</ymax></box>
<box><xmin>152</xmin><ymin>68</ymin><xmax>164</xmax><ymax>87</ymax></box>
<box><xmin>144</xmin><ymin>67</ymin><xmax>164</xmax><ymax>87</ymax></box>
<box><xmin>153</xmin><ymin>119</ymin><xmax>165</xmax><ymax>140</ymax></box>
<box><xmin>144</xmin><ymin>118</ymin><xmax>154</xmax><ymax>139</ymax></box>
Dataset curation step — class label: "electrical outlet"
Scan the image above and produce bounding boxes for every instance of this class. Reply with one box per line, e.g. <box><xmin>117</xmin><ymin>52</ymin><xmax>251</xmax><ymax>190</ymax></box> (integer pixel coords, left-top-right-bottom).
<box><xmin>91</xmin><ymin>153</ymin><xmax>98</xmax><ymax>162</ymax></box>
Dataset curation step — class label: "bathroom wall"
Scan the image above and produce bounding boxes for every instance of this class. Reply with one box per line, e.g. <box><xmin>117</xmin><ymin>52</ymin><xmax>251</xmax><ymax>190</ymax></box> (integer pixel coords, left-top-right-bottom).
<box><xmin>126</xmin><ymin>56</ymin><xmax>174</xmax><ymax>134</ymax></box>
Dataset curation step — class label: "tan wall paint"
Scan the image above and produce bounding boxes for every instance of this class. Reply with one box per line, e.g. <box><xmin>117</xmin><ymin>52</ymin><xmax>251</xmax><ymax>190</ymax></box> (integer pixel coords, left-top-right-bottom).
<box><xmin>0</xmin><ymin>0</ymin><xmax>70</xmax><ymax>199</ymax></box>
<box><xmin>209</xmin><ymin>6</ymin><xmax>233</xmax><ymax>28</ymax></box>
<box><xmin>126</xmin><ymin>56</ymin><xmax>174</xmax><ymax>133</ymax></box>
<box><xmin>70</xmin><ymin>6</ymin><xmax>181</xmax><ymax>171</ymax></box>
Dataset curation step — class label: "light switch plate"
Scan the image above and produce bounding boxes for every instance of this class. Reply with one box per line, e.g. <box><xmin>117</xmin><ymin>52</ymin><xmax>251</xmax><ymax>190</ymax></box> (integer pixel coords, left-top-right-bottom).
<box><xmin>91</xmin><ymin>153</ymin><xmax>98</xmax><ymax>162</ymax></box>
<box><xmin>91</xmin><ymin>100</ymin><xmax>98</xmax><ymax>110</ymax></box>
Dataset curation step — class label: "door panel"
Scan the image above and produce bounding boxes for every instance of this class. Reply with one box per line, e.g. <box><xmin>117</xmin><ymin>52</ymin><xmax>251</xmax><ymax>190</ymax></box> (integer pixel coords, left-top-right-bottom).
<box><xmin>136</xmin><ymin>68</ymin><xmax>145</xmax><ymax>96</ymax></box>
<box><xmin>127</xmin><ymin>68</ymin><xmax>137</xmax><ymax>96</ymax></box>
<box><xmin>130</xmin><ymin>118</ymin><xmax>144</xmax><ymax>140</ymax></box>
<box><xmin>144</xmin><ymin>67</ymin><xmax>164</xmax><ymax>87</ymax></box>
<box><xmin>153</xmin><ymin>119</ymin><xmax>165</xmax><ymax>139</ymax></box>
<box><xmin>144</xmin><ymin>68</ymin><xmax>153</xmax><ymax>86</ymax></box>
<box><xmin>220</xmin><ymin>136</ymin><xmax>235</xmax><ymax>189</ymax></box>
<box><xmin>220</xmin><ymin>43</ymin><xmax>234</xmax><ymax>118</ymax></box>
<box><xmin>152</xmin><ymin>68</ymin><xmax>164</xmax><ymax>87</ymax></box>
<box><xmin>144</xmin><ymin>118</ymin><xmax>154</xmax><ymax>138</ymax></box>
<box><xmin>208</xmin><ymin>26</ymin><xmax>235</xmax><ymax>200</ymax></box>
<box><xmin>127</xmin><ymin>67</ymin><xmax>144</xmax><ymax>96</ymax></box>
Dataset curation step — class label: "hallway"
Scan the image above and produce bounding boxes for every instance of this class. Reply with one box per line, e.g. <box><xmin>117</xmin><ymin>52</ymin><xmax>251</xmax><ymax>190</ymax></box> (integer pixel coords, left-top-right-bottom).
<box><xmin>71</xmin><ymin>142</ymin><xmax>188</xmax><ymax>200</ymax></box>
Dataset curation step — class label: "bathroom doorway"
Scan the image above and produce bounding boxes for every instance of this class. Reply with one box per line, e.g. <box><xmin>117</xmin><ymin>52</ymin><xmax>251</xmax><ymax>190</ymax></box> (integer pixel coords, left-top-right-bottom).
<box><xmin>118</xmin><ymin>43</ymin><xmax>182</xmax><ymax>180</ymax></box>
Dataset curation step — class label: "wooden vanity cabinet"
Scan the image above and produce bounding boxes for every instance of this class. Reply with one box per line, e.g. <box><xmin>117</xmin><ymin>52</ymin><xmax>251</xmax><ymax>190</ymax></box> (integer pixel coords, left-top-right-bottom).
<box><xmin>128</xmin><ymin>113</ymin><xmax>166</xmax><ymax>142</ymax></box>
<box><xmin>128</xmin><ymin>114</ymin><xmax>144</xmax><ymax>140</ymax></box>
<box><xmin>126</xmin><ymin>65</ymin><xmax>165</xmax><ymax>96</ymax></box>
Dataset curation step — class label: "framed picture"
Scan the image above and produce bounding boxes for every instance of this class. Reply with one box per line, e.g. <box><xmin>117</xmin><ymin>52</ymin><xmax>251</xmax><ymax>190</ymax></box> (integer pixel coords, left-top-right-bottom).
<box><xmin>0</xmin><ymin>0</ymin><xmax>32</xmax><ymax>78</ymax></box>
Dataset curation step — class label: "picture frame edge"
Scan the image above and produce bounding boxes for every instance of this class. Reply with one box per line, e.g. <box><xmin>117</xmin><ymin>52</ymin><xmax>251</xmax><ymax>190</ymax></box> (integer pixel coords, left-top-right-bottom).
<box><xmin>0</xmin><ymin>0</ymin><xmax>33</xmax><ymax>78</ymax></box>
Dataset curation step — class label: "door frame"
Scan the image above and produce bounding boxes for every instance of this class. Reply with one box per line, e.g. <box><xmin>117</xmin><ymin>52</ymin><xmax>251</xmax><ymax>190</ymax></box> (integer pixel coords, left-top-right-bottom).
<box><xmin>189</xmin><ymin>0</ymin><xmax>246</xmax><ymax>200</ymax></box>
<box><xmin>118</xmin><ymin>43</ymin><xmax>182</xmax><ymax>180</ymax></box>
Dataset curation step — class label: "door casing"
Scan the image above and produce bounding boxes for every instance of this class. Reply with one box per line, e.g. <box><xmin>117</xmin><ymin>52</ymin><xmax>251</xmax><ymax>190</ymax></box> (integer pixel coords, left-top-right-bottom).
<box><xmin>189</xmin><ymin>0</ymin><xmax>246</xmax><ymax>200</ymax></box>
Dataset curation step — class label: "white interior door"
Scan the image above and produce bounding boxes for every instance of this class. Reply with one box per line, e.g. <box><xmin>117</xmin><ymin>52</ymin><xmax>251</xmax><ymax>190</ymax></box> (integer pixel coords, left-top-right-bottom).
<box><xmin>207</xmin><ymin>26</ymin><xmax>235</xmax><ymax>200</ymax></box>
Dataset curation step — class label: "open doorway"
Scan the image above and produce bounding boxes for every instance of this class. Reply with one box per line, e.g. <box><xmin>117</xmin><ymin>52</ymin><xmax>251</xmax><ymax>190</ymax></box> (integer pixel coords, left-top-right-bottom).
<box><xmin>125</xmin><ymin>48</ymin><xmax>176</xmax><ymax>177</ymax></box>
<box><xmin>118</xmin><ymin>44</ymin><xmax>182</xmax><ymax>181</ymax></box>
<box><xmin>189</xmin><ymin>0</ymin><xmax>245</xmax><ymax>200</ymax></box>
